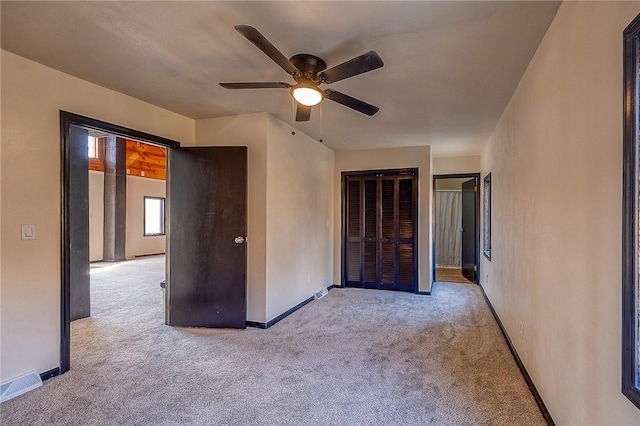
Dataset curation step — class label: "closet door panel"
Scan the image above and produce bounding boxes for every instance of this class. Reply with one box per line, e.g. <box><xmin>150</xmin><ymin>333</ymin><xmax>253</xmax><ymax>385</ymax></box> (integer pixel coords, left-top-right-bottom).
<box><xmin>398</xmin><ymin>243</ymin><xmax>414</xmax><ymax>287</ymax></box>
<box><xmin>398</xmin><ymin>178</ymin><xmax>414</xmax><ymax>239</ymax></box>
<box><xmin>396</xmin><ymin>177</ymin><xmax>417</xmax><ymax>291</ymax></box>
<box><xmin>362</xmin><ymin>178</ymin><xmax>378</xmax><ymax>287</ymax></box>
<box><xmin>363</xmin><ymin>179</ymin><xmax>377</xmax><ymax>238</ymax></box>
<box><xmin>380</xmin><ymin>177</ymin><xmax>397</xmax><ymax>289</ymax></box>
<box><xmin>347</xmin><ymin>179</ymin><xmax>361</xmax><ymax>238</ymax></box>
<box><xmin>346</xmin><ymin>241</ymin><xmax>361</xmax><ymax>283</ymax></box>
<box><xmin>345</xmin><ymin>178</ymin><xmax>363</xmax><ymax>287</ymax></box>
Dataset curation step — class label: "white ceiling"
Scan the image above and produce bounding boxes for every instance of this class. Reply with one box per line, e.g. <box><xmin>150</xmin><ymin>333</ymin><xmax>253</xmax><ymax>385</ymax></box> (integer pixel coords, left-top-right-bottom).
<box><xmin>1</xmin><ymin>1</ymin><xmax>560</xmax><ymax>156</ymax></box>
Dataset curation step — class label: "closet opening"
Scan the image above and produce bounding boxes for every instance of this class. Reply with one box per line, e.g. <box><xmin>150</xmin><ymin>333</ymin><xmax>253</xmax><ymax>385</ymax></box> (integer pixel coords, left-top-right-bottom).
<box><xmin>341</xmin><ymin>168</ymin><xmax>418</xmax><ymax>293</ymax></box>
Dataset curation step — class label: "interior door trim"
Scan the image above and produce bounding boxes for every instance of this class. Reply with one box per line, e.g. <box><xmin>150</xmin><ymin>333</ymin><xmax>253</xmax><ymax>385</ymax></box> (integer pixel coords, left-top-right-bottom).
<box><xmin>432</xmin><ymin>173</ymin><xmax>481</xmax><ymax>285</ymax></box>
<box><xmin>60</xmin><ymin>111</ymin><xmax>180</xmax><ymax>374</ymax></box>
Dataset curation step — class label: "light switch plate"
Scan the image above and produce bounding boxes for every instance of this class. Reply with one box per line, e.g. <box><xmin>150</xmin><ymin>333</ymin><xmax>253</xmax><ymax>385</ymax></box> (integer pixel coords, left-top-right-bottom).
<box><xmin>21</xmin><ymin>224</ymin><xmax>36</xmax><ymax>240</ymax></box>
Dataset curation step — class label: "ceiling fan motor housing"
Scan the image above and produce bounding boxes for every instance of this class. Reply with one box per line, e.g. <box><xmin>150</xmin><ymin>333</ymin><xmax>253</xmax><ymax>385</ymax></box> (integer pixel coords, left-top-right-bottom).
<box><xmin>290</xmin><ymin>54</ymin><xmax>327</xmax><ymax>83</ymax></box>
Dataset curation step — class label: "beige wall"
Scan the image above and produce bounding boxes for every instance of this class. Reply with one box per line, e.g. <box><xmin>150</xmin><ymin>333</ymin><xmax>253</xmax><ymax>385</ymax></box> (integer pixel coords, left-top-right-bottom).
<box><xmin>480</xmin><ymin>2</ymin><xmax>640</xmax><ymax>424</ymax></box>
<box><xmin>432</xmin><ymin>156</ymin><xmax>480</xmax><ymax>175</ymax></box>
<box><xmin>89</xmin><ymin>171</ymin><xmax>104</xmax><ymax>262</ymax></box>
<box><xmin>435</xmin><ymin>177</ymin><xmax>468</xmax><ymax>191</ymax></box>
<box><xmin>195</xmin><ymin>113</ymin><xmax>334</xmax><ymax>324</ymax></box>
<box><xmin>0</xmin><ymin>50</ymin><xmax>195</xmax><ymax>382</ymax></box>
<box><xmin>265</xmin><ymin>116</ymin><xmax>334</xmax><ymax>322</ymax></box>
<box><xmin>195</xmin><ymin>113</ymin><xmax>269</xmax><ymax>323</ymax></box>
<box><xmin>333</xmin><ymin>146</ymin><xmax>432</xmax><ymax>293</ymax></box>
<box><xmin>125</xmin><ymin>176</ymin><xmax>166</xmax><ymax>258</ymax></box>
<box><xmin>89</xmin><ymin>173</ymin><xmax>166</xmax><ymax>261</ymax></box>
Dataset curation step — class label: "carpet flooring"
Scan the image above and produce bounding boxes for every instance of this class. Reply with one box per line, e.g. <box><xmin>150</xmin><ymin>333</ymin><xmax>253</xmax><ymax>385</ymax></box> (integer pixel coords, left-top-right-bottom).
<box><xmin>1</xmin><ymin>256</ymin><xmax>545</xmax><ymax>425</ymax></box>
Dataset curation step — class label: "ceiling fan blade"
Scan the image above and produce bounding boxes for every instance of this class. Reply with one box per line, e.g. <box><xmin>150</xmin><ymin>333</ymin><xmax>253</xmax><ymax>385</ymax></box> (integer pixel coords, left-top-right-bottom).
<box><xmin>219</xmin><ymin>82</ymin><xmax>290</xmax><ymax>89</ymax></box>
<box><xmin>319</xmin><ymin>51</ymin><xmax>384</xmax><ymax>84</ymax></box>
<box><xmin>296</xmin><ymin>103</ymin><xmax>312</xmax><ymax>121</ymax></box>
<box><xmin>234</xmin><ymin>25</ymin><xmax>299</xmax><ymax>76</ymax></box>
<box><xmin>324</xmin><ymin>89</ymin><xmax>380</xmax><ymax>116</ymax></box>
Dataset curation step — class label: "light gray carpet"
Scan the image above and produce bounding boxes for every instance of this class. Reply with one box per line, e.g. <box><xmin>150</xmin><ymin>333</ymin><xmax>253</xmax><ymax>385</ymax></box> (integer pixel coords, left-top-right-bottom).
<box><xmin>1</xmin><ymin>255</ymin><xmax>545</xmax><ymax>425</ymax></box>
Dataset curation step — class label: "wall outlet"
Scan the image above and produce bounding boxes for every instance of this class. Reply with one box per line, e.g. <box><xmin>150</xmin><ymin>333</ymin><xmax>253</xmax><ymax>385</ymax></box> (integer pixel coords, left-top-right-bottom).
<box><xmin>485</xmin><ymin>274</ymin><xmax>489</xmax><ymax>285</ymax></box>
<box><xmin>519</xmin><ymin>321</ymin><xmax>525</xmax><ymax>338</ymax></box>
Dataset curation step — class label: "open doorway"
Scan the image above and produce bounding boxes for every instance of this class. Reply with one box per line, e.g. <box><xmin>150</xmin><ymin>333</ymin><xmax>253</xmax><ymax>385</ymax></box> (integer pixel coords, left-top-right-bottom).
<box><xmin>61</xmin><ymin>111</ymin><xmax>249</xmax><ymax>375</ymax></box>
<box><xmin>61</xmin><ymin>112</ymin><xmax>178</xmax><ymax>373</ymax></box>
<box><xmin>88</xmin><ymin>135</ymin><xmax>167</xmax><ymax>265</ymax></box>
<box><xmin>433</xmin><ymin>173</ymin><xmax>480</xmax><ymax>284</ymax></box>
<box><xmin>86</xmin><ymin>133</ymin><xmax>168</xmax><ymax>346</ymax></box>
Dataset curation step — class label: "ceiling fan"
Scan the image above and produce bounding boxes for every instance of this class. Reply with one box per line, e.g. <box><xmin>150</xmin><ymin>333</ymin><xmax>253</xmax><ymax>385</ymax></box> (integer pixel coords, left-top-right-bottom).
<box><xmin>220</xmin><ymin>25</ymin><xmax>384</xmax><ymax>122</ymax></box>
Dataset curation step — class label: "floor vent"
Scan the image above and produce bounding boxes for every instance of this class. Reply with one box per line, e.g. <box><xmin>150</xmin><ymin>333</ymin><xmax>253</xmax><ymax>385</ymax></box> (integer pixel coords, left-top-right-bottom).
<box><xmin>1</xmin><ymin>370</ymin><xmax>42</xmax><ymax>403</ymax></box>
<box><xmin>315</xmin><ymin>288</ymin><xmax>328</xmax><ymax>299</ymax></box>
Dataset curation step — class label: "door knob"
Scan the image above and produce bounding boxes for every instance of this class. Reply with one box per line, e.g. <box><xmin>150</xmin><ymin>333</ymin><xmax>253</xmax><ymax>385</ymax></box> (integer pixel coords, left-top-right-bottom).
<box><xmin>234</xmin><ymin>236</ymin><xmax>245</xmax><ymax>244</ymax></box>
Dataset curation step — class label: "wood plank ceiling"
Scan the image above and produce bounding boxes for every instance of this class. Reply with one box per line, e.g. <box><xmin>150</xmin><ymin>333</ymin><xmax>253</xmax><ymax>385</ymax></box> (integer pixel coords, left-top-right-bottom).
<box><xmin>89</xmin><ymin>139</ymin><xmax>166</xmax><ymax>181</ymax></box>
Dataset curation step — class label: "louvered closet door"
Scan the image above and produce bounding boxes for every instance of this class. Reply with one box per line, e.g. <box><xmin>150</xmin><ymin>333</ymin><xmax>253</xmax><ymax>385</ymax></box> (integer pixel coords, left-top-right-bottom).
<box><xmin>396</xmin><ymin>176</ymin><xmax>416</xmax><ymax>292</ymax></box>
<box><xmin>345</xmin><ymin>178</ymin><xmax>363</xmax><ymax>287</ymax></box>
<box><xmin>379</xmin><ymin>177</ymin><xmax>397</xmax><ymax>290</ymax></box>
<box><xmin>362</xmin><ymin>177</ymin><xmax>379</xmax><ymax>288</ymax></box>
<box><xmin>343</xmin><ymin>171</ymin><xmax>417</xmax><ymax>292</ymax></box>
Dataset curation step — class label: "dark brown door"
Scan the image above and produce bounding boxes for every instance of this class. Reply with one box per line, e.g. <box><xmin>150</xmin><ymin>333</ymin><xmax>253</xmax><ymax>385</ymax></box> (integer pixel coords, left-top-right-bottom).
<box><xmin>167</xmin><ymin>147</ymin><xmax>247</xmax><ymax>328</ymax></box>
<box><xmin>396</xmin><ymin>176</ymin><xmax>417</xmax><ymax>292</ymax></box>
<box><xmin>461</xmin><ymin>178</ymin><xmax>477</xmax><ymax>283</ymax></box>
<box><xmin>69</xmin><ymin>125</ymin><xmax>90</xmax><ymax>321</ymax></box>
<box><xmin>379</xmin><ymin>177</ymin><xmax>396</xmax><ymax>290</ymax></box>
<box><xmin>343</xmin><ymin>171</ymin><xmax>417</xmax><ymax>292</ymax></box>
<box><xmin>345</xmin><ymin>178</ymin><xmax>362</xmax><ymax>287</ymax></box>
<box><xmin>362</xmin><ymin>177</ymin><xmax>378</xmax><ymax>289</ymax></box>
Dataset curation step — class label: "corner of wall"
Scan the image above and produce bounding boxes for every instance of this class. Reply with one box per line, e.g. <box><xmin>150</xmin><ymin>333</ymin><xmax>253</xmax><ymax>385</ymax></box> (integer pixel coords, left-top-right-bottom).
<box><xmin>264</xmin><ymin>114</ymin><xmax>335</xmax><ymax>322</ymax></box>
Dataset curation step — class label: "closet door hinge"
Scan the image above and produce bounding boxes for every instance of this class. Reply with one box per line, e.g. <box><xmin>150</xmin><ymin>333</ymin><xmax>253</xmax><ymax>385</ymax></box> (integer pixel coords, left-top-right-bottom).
<box><xmin>473</xmin><ymin>265</ymin><xmax>478</xmax><ymax>272</ymax></box>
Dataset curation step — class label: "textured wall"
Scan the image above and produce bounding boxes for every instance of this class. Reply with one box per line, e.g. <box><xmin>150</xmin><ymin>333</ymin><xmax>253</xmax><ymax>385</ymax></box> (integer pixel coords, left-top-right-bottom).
<box><xmin>265</xmin><ymin>116</ymin><xmax>334</xmax><ymax>322</ymax></box>
<box><xmin>432</xmin><ymin>156</ymin><xmax>480</xmax><ymax>175</ymax></box>
<box><xmin>0</xmin><ymin>50</ymin><xmax>194</xmax><ymax>381</ymax></box>
<box><xmin>480</xmin><ymin>2</ymin><xmax>640</xmax><ymax>424</ymax></box>
<box><xmin>125</xmin><ymin>176</ymin><xmax>166</xmax><ymax>258</ymax></box>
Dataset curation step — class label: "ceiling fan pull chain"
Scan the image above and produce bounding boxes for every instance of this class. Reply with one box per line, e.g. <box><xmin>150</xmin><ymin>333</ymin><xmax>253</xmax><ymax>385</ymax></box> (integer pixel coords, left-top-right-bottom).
<box><xmin>291</xmin><ymin>100</ymin><xmax>296</xmax><ymax>135</ymax></box>
<box><xmin>319</xmin><ymin>102</ymin><xmax>323</xmax><ymax>143</ymax></box>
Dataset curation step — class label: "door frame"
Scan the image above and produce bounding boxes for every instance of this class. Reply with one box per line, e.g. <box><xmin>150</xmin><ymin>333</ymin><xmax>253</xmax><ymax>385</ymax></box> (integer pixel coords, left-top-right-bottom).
<box><xmin>432</xmin><ymin>173</ymin><xmax>481</xmax><ymax>284</ymax></box>
<box><xmin>60</xmin><ymin>111</ymin><xmax>180</xmax><ymax>374</ymax></box>
<box><xmin>340</xmin><ymin>167</ymin><xmax>419</xmax><ymax>292</ymax></box>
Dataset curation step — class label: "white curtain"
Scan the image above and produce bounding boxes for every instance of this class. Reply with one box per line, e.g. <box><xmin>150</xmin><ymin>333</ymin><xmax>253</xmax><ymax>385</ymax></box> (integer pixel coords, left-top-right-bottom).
<box><xmin>435</xmin><ymin>191</ymin><xmax>462</xmax><ymax>267</ymax></box>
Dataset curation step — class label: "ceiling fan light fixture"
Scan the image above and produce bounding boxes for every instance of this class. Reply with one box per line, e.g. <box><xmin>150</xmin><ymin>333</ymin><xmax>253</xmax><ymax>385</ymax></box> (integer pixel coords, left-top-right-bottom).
<box><xmin>291</xmin><ymin>86</ymin><xmax>323</xmax><ymax>106</ymax></box>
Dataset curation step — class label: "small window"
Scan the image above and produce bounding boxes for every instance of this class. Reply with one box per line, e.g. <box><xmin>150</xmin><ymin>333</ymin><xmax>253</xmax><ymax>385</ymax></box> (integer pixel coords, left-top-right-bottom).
<box><xmin>88</xmin><ymin>136</ymin><xmax>99</xmax><ymax>159</ymax></box>
<box><xmin>144</xmin><ymin>197</ymin><xmax>165</xmax><ymax>236</ymax></box>
<box><xmin>623</xmin><ymin>12</ymin><xmax>640</xmax><ymax>410</ymax></box>
<box><xmin>88</xmin><ymin>136</ymin><xmax>104</xmax><ymax>171</ymax></box>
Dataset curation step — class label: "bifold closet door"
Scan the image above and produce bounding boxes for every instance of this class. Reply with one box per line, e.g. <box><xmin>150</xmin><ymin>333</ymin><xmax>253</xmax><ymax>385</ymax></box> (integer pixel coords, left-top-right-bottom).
<box><xmin>396</xmin><ymin>176</ymin><xmax>416</xmax><ymax>292</ymax></box>
<box><xmin>362</xmin><ymin>177</ymin><xmax>378</xmax><ymax>288</ymax></box>
<box><xmin>345</xmin><ymin>178</ymin><xmax>363</xmax><ymax>287</ymax></box>
<box><xmin>343</xmin><ymin>172</ymin><xmax>417</xmax><ymax>292</ymax></box>
<box><xmin>379</xmin><ymin>177</ymin><xmax>397</xmax><ymax>290</ymax></box>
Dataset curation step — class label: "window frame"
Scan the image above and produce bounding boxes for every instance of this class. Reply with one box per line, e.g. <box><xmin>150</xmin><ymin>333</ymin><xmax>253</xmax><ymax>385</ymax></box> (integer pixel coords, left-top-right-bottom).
<box><xmin>143</xmin><ymin>196</ymin><xmax>165</xmax><ymax>237</ymax></box>
<box><xmin>622</xmin><ymin>12</ymin><xmax>640</xmax><ymax>410</ymax></box>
